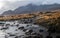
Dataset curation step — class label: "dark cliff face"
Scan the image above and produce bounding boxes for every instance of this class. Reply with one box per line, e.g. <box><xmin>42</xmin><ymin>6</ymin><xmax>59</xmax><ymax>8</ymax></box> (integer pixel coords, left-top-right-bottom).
<box><xmin>2</xmin><ymin>3</ymin><xmax>60</xmax><ymax>15</ymax></box>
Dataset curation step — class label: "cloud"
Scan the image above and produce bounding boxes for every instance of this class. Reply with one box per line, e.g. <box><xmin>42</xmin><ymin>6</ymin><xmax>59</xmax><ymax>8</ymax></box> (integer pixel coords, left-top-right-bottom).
<box><xmin>0</xmin><ymin>0</ymin><xmax>60</xmax><ymax>14</ymax></box>
<box><xmin>0</xmin><ymin>0</ymin><xmax>31</xmax><ymax>14</ymax></box>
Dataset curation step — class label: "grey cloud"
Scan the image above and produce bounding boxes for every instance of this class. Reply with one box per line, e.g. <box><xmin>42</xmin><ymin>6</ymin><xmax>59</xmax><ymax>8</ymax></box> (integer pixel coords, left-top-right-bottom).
<box><xmin>0</xmin><ymin>0</ymin><xmax>60</xmax><ymax>14</ymax></box>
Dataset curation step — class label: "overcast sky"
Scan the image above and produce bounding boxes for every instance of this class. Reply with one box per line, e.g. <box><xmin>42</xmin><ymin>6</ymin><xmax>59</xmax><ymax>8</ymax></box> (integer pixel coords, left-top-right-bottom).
<box><xmin>0</xmin><ymin>0</ymin><xmax>60</xmax><ymax>14</ymax></box>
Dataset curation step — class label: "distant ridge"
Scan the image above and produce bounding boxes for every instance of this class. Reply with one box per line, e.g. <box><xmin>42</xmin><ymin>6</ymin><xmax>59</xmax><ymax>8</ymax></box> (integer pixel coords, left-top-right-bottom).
<box><xmin>2</xmin><ymin>3</ymin><xmax>60</xmax><ymax>15</ymax></box>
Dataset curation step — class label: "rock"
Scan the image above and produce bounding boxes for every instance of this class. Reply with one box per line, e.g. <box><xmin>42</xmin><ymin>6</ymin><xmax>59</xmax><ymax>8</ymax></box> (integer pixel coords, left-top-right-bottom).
<box><xmin>5</xmin><ymin>35</ymin><xmax>8</xmax><ymax>38</ymax></box>
<box><xmin>18</xmin><ymin>35</ymin><xmax>25</xmax><ymax>38</ymax></box>
<box><xmin>15</xmin><ymin>29</ymin><xmax>18</xmax><ymax>31</ymax></box>
<box><xmin>25</xmin><ymin>29</ymin><xmax>33</xmax><ymax>35</ymax></box>
<box><xmin>26</xmin><ymin>25</ymin><xmax>30</xmax><ymax>27</ymax></box>
<box><xmin>31</xmin><ymin>32</ymin><xmax>37</xmax><ymax>35</ymax></box>
<box><xmin>23</xmin><ymin>29</ymin><xmax>27</xmax><ymax>32</ymax></box>
<box><xmin>18</xmin><ymin>26</ymin><xmax>24</xmax><ymax>30</ymax></box>
<box><xmin>25</xmin><ymin>36</ymin><xmax>32</xmax><ymax>38</ymax></box>
<box><xmin>15</xmin><ymin>36</ymin><xmax>18</xmax><ymax>38</ymax></box>
<box><xmin>25</xmin><ymin>29</ymin><xmax>33</xmax><ymax>34</ymax></box>
<box><xmin>25</xmin><ymin>32</ymin><xmax>30</xmax><ymax>35</ymax></box>
<box><xmin>28</xmin><ymin>29</ymin><xmax>33</xmax><ymax>33</ymax></box>
<box><xmin>16</xmin><ymin>24</ymin><xmax>19</xmax><ymax>27</ymax></box>
<box><xmin>10</xmin><ymin>34</ymin><xmax>15</xmax><ymax>36</ymax></box>
<box><xmin>1</xmin><ymin>27</ymin><xmax>8</xmax><ymax>30</ymax></box>
<box><xmin>32</xmin><ymin>36</ymin><xmax>40</xmax><ymax>38</ymax></box>
<box><xmin>8</xmin><ymin>33</ymin><xmax>16</xmax><ymax>36</ymax></box>
<box><xmin>39</xmin><ymin>29</ymin><xmax>44</xmax><ymax>32</ymax></box>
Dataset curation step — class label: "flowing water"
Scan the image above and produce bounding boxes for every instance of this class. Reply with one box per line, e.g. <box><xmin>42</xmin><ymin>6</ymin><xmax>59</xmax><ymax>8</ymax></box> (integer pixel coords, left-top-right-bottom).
<box><xmin>0</xmin><ymin>22</ymin><xmax>48</xmax><ymax>38</ymax></box>
<box><xmin>2</xmin><ymin>21</ymin><xmax>59</xmax><ymax>38</ymax></box>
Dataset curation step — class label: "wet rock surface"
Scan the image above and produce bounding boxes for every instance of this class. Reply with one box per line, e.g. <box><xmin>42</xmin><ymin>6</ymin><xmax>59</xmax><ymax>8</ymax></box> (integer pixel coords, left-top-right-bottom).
<box><xmin>0</xmin><ymin>21</ymin><xmax>59</xmax><ymax>38</ymax></box>
<box><xmin>0</xmin><ymin>22</ymin><xmax>47</xmax><ymax>38</ymax></box>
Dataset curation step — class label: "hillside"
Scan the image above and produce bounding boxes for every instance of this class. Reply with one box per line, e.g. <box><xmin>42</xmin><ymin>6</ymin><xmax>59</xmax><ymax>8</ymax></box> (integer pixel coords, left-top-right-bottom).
<box><xmin>36</xmin><ymin>11</ymin><xmax>60</xmax><ymax>32</ymax></box>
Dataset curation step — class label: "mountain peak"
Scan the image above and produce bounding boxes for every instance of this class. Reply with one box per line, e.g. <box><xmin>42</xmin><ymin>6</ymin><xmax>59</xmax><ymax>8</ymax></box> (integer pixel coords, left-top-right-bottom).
<box><xmin>2</xmin><ymin>4</ymin><xmax>60</xmax><ymax>15</ymax></box>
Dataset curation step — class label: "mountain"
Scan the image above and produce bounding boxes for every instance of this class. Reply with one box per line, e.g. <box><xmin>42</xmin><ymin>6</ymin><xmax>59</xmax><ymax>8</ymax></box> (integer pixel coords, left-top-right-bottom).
<box><xmin>2</xmin><ymin>3</ymin><xmax>60</xmax><ymax>15</ymax></box>
<box><xmin>2</xmin><ymin>10</ymin><xmax>14</xmax><ymax>16</ymax></box>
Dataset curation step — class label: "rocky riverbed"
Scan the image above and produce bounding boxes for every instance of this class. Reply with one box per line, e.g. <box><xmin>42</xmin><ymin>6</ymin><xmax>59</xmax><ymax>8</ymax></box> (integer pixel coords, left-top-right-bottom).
<box><xmin>0</xmin><ymin>21</ymin><xmax>60</xmax><ymax>38</ymax></box>
<box><xmin>0</xmin><ymin>21</ymin><xmax>48</xmax><ymax>38</ymax></box>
